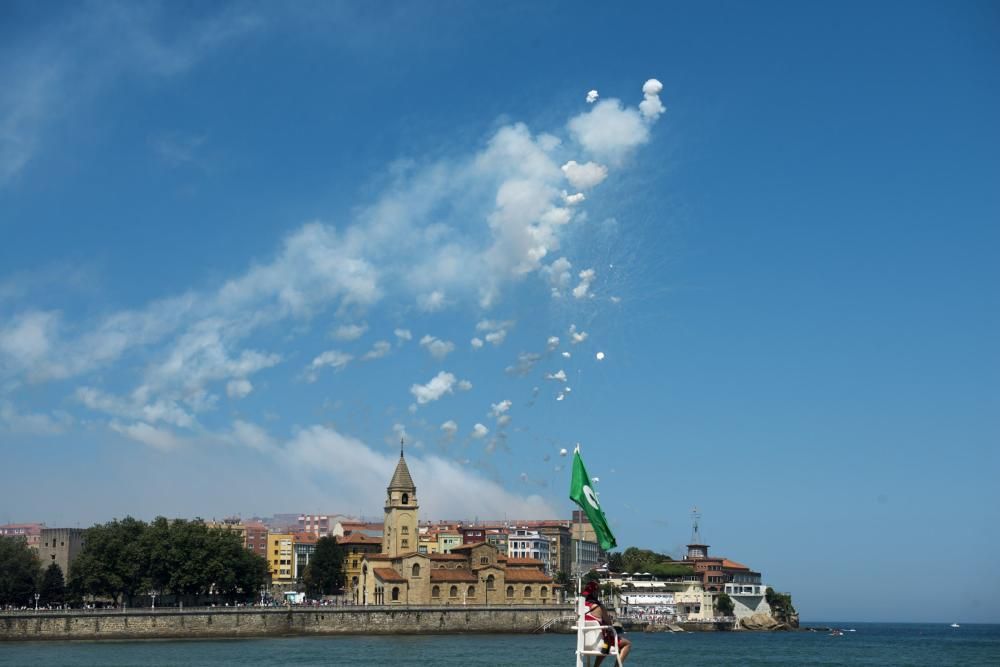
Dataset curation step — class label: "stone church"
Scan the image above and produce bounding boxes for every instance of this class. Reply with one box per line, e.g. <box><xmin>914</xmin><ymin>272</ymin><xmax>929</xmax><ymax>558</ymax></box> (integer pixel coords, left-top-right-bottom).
<box><xmin>360</xmin><ymin>449</ymin><xmax>557</xmax><ymax>605</ymax></box>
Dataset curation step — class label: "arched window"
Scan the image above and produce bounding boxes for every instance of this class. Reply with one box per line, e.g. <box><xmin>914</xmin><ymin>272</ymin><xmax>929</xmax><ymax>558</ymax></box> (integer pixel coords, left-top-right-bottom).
<box><xmin>401</xmin><ymin>493</ymin><xmax>409</xmax><ymax>505</ymax></box>
<box><xmin>401</xmin><ymin>525</ymin><xmax>409</xmax><ymax>535</ymax></box>
<box><xmin>524</xmin><ymin>586</ymin><xmax>532</xmax><ymax>598</ymax></box>
<box><xmin>541</xmin><ymin>586</ymin><xmax>548</xmax><ymax>598</ymax></box>
<box><xmin>432</xmin><ymin>585</ymin><xmax>440</xmax><ymax>598</ymax></box>
<box><xmin>506</xmin><ymin>585</ymin><xmax>514</xmax><ymax>599</ymax></box>
<box><xmin>450</xmin><ymin>586</ymin><xmax>458</xmax><ymax>598</ymax></box>
<box><xmin>467</xmin><ymin>585</ymin><xmax>475</xmax><ymax>598</ymax></box>
<box><xmin>486</xmin><ymin>574</ymin><xmax>495</xmax><ymax>590</ymax></box>
<box><xmin>391</xmin><ymin>587</ymin><xmax>400</xmax><ymax>601</ymax></box>
<box><xmin>412</xmin><ymin>563</ymin><xmax>420</xmax><ymax>577</ymax></box>
<box><xmin>352</xmin><ymin>576</ymin><xmax>359</xmax><ymax>587</ymax></box>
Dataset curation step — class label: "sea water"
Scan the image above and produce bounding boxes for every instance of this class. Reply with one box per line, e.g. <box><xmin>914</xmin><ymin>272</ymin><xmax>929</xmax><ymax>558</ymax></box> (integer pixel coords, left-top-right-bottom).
<box><xmin>1</xmin><ymin>623</ymin><xmax>998</xmax><ymax>666</ymax></box>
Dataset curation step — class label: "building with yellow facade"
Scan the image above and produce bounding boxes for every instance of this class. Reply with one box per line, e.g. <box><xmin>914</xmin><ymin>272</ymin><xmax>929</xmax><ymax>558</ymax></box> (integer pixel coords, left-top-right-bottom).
<box><xmin>267</xmin><ymin>533</ymin><xmax>295</xmax><ymax>589</ymax></box>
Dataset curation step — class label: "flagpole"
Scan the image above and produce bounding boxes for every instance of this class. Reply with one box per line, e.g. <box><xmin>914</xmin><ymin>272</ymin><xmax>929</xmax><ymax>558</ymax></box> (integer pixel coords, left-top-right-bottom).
<box><xmin>574</xmin><ymin>444</ymin><xmax>582</xmax><ymax>597</ymax></box>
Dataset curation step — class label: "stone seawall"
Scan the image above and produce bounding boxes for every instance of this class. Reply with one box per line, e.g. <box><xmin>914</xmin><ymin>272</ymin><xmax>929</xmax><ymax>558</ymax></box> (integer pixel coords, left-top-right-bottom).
<box><xmin>0</xmin><ymin>605</ymin><xmax>576</xmax><ymax>642</ymax></box>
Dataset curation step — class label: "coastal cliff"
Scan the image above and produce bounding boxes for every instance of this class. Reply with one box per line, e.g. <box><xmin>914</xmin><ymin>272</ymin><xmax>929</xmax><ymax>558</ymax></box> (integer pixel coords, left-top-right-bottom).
<box><xmin>739</xmin><ymin>588</ymin><xmax>799</xmax><ymax>631</ymax></box>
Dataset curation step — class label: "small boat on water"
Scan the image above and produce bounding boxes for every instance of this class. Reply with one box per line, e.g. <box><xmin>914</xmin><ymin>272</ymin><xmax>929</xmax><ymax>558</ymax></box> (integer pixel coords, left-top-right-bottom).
<box><xmin>830</xmin><ymin>629</ymin><xmax>844</xmax><ymax>637</ymax></box>
<box><xmin>950</xmin><ymin>623</ymin><xmax>960</xmax><ymax>628</ymax></box>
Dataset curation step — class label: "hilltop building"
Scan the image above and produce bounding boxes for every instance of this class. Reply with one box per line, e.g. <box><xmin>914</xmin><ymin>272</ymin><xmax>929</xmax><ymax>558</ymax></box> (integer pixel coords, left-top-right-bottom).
<box><xmin>37</xmin><ymin>528</ymin><xmax>85</xmax><ymax>578</ymax></box>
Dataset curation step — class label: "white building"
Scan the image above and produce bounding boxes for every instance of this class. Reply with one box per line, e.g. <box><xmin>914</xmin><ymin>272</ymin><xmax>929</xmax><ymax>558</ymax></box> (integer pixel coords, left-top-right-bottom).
<box><xmin>508</xmin><ymin>528</ymin><xmax>551</xmax><ymax>572</ymax></box>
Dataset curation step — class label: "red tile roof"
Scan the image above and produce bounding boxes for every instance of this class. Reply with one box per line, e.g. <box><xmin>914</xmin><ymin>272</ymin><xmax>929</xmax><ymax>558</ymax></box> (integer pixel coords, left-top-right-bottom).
<box><xmin>429</xmin><ymin>553</ymin><xmax>467</xmax><ymax>561</ymax></box>
<box><xmin>430</xmin><ymin>569</ymin><xmax>479</xmax><ymax>583</ymax></box>
<box><xmin>504</xmin><ymin>569</ymin><xmax>553</xmax><ymax>583</ymax></box>
<box><xmin>373</xmin><ymin>567</ymin><xmax>407</xmax><ymax>583</ymax></box>
<box><xmin>721</xmin><ymin>559</ymin><xmax>749</xmax><ymax>570</ymax></box>
<box><xmin>505</xmin><ymin>557</ymin><xmax>545</xmax><ymax>566</ymax></box>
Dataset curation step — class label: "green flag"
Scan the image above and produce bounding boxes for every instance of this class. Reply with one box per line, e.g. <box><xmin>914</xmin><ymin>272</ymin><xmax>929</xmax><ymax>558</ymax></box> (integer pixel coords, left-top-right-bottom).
<box><xmin>569</xmin><ymin>447</ymin><xmax>617</xmax><ymax>550</ymax></box>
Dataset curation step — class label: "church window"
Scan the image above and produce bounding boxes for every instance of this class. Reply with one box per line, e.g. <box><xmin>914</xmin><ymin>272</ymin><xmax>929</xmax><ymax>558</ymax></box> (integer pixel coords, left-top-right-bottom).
<box><xmin>402</xmin><ymin>539</ymin><xmax>409</xmax><ymax>548</ymax></box>
<box><xmin>506</xmin><ymin>586</ymin><xmax>514</xmax><ymax>599</ymax></box>
<box><xmin>541</xmin><ymin>586</ymin><xmax>548</xmax><ymax>598</ymax></box>
<box><xmin>432</xmin><ymin>585</ymin><xmax>440</xmax><ymax>598</ymax></box>
<box><xmin>486</xmin><ymin>575</ymin><xmax>495</xmax><ymax>590</ymax></box>
<box><xmin>391</xmin><ymin>587</ymin><xmax>400</xmax><ymax>601</ymax></box>
<box><xmin>402</xmin><ymin>526</ymin><xmax>409</xmax><ymax>535</ymax></box>
<box><xmin>412</xmin><ymin>563</ymin><xmax>420</xmax><ymax>577</ymax></box>
<box><xmin>402</xmin><ymin>493</ymin><xmax>409</xmax><ymax>505</ymax></box>
<box><xmin>480</xmin><ymin>556</ymin><xmax>488</xmax><ymax>564</ymax></box>
<box><xmin>449</xmin><ymin>586</ymin><xmax>458</xmax><ymax>598</ymax></box>
<box><xmin>524</xmin><ymin>586</ymin><xmax>532</xmax><ymax>597</ymax></box>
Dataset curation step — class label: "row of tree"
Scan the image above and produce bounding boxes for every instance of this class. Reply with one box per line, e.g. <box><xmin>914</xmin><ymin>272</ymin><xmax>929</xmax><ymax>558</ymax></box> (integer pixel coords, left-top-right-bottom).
<box><xmin>0</xmin><ymin>537</ymin><xmax>65</xmax><ymax>607</ymax></box>
<box><xmin>68</xmin><ymin>517</ymin><xmax>270</xmax><ymax>606</ymax></box>
<box><xmin>609</xmin><ymin>547</ymin><xmax>695</xmax><ymax>577</ymax></box>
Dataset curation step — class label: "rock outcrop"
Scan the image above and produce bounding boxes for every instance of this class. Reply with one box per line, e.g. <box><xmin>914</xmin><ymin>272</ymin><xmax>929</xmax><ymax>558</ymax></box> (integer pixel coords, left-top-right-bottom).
<box><xmin>739</xmin><ymin>610</ymin><xmax>797</xmax><ymax>632</ymax></box>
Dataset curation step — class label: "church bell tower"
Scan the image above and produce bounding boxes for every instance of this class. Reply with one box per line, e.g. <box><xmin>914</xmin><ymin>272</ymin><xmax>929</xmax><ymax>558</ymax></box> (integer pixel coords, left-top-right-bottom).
<box><xmin>383</xmin><ymin>438</ymin><xmax>418</xmax><ymax>557</ymax></box>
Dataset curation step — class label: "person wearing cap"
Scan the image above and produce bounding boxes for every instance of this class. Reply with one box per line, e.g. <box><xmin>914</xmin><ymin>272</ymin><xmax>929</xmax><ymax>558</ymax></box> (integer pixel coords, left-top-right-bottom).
<box><xmin>582</xmin><ymin>581</ymin><xmax>631</xmax><ymax>665</ymax></box>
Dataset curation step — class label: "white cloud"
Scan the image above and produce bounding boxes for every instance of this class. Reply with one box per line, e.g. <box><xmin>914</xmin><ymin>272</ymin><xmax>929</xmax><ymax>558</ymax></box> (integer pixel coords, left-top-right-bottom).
<box><xmin>639</xmin><ymin>78</ymin><xmax>666</xmax><ymax>121</ymax></box>
<box><xmin>440</xmin><ymin>420</ymin><xmax>458</xmax><ymax>438</ymax></box>
<box><xmin>226</xmin><ymin>378</ymin><xmax>253</xmax><ymax>399</ymax></box>
<box><xmin>332</xmin><ymin>322</ymin><xmax>368</xmax><ymax>341</ymax></box>
<box><xmin>457</xmin><ymin>379</ymin><xmax>473</xmax><ymax>391</ymax></box>
<box><xmin>546</xmin><ymin>336</ymin><xmax>560</xmax><ymax>351</ymax></box>
<box><xmin>471</xmin><ymin>423</ymin><xmax>489</xmax><ymax>439</ymax></box>
<box><xmin>0</xmin><ymin>399</ymin><xmax>69</xmax><ymax>435</ymax></box>
<box><xmin>420</xmin><ymin>335</ymin><xmax>455</xmax><ymax>360</ymax></box>
<box><xmin>569</xmin><ymin>323</ymin><xmax>588</xmax><ymax>344</ymax></box>
<box><xmin>476</xmin><ymin>319</ymin><xmax>514</xmax><ymax>333</ymax></box>
<box><xmin>484</xmin><ymin>330</ymin><xmax>507</xmax><ymax>346</ymax></box>
<box><xmin>361</xmin><ymin>340</ymin><xmax>392</xmax><ymax>360</ymax></box>
<box><xmin>470</xmin><ymin>337</ymin><xmax>484</xmax><ymax>349</ymax></box>
<box><xmin>568</xmin><ymin>95</ymin><xmax>651</xmax><ymax>163</ymax></box>
<box><xmin>110</xmin><ymin>420</ymin><xmax>185</xmax><ymax>452</ymax></box>
<box><xmin>417</xmin><ymin>290</ymin><xmax>446</xmax><ymax>312</ymax></box>
<box><xmin>410</xmin><ymin>371</ymin><xmax>456</xmax><ymax>404</ymax></box>
<box><xmin>561</xmin><ymin>160</ymin><xmax>608</xmax><ymax>190</ymax></box>
<box><xmin>227</xmin><ymin>420</ymin><xmax>276</xmax><ymax>453</ymax></box>
<box><xmin>394</xmin><ymin>328</ymin><xmax>412</xmax><ymax>342</ymax></box>
<box><xmin>572</xmin><ymin>268</ymin><xmax>596</xmax><ymax>299</ymax></box>
<box><xmin>586</xmin><ymin>89</ymin><xmax>599</xmax><ymax>104</ymax></box>
<box><xmin>490</xmin><ymin>399</ymin><xmax>512</xmax><ymax>417</ymax></box>
<box><xmin>280</xmin><ymin>425</ymin><xmax>555</xmax><ymax>518</ymax></box>
<box><xmin>563</xmin><ymin>191</ymin><xmax>586</xmax><ymax>206</ymax></box>
<box><xmin>309</xmin><ymin>349</ymin><xmax>353</xmax><ymax>378</ymax></box>
<box><xmin>497</xmin><ymin>414</ymin><xmax>511</xmax><ymax>428</ymax></box>
<box><xmin>545</xmin><ymin>369</ymin><xmax>568</xmax><ymax>383</ymax></box>
<box><xmin>505</xmin><ymin>352</ymin><xmax>541</xmax><ymax>377</ymax></box>
<box><xmin>542</xmin><ymin>257</ymin><xmax>573</xmax><ymax>297</ymax></box>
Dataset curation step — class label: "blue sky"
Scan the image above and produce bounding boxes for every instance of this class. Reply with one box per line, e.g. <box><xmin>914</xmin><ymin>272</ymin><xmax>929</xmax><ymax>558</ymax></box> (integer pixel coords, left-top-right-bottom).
<box><xmin>1</xmin><ymin>1</ymin><xmax>998</xmax><ymax>623</ymax></box>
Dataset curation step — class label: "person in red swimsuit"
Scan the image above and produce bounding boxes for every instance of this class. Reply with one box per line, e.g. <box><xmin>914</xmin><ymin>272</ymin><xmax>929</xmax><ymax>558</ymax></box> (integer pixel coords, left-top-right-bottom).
<box><xmin>582</xmin><ymin>581</ymin><xmax>631</xmax><ymax>665</ymax></box>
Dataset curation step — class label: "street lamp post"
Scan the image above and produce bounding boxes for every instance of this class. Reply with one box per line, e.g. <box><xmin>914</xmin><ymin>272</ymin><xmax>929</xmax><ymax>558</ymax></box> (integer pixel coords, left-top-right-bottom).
<box><xmin>150</xmin><ymin>590</ymin><xmax>158</xmax><ymax>611</ymax></box>
<box><xmin>34</xmin><ymin>592</ymin><xmax>40</xmax><ymax>611</ymax></box>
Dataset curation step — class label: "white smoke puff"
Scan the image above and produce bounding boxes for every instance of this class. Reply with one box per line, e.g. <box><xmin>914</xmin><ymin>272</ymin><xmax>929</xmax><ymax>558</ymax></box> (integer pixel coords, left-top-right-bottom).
<box><xmin>362</xmin><ymin>341</ymin><xmax>392</xmax><ymax>360</ymax></box>
<box><xmin>332</xmin><ymin>322</ymin><xmax>368</xmax><ymax>341</ymax></box>
<box><xmin>497</xmin><ymin>414</ymin><xmax>512</xmax><ymax>427</ymax></box>
<box><xmin>592</xmin><ymin>476</ymin><xmax>600</xmax><ymax>483</ymax></box>
<box><xmin>545</xmin><ymin>369</ymin><xmax>567</xmax><ymax>382</ymax></box>
<box><xmin>543</xmin><ymin>257</ymin><xmax>573</xmax><ymax>298</ymax></box>
<box><xmin>596</xmin><ymin>351</ymin><xmax>605</xmax><ymax>360</ymax></box>
<box><xmin>491</xmin><ymin>399</ymin><xmax>512</xmax><ymax>417</ymax></box>
<box><xmin>226</xmin><ymin>378</ymin><xmax>253</xmax><ymax>399</ymax></box>
<box><xmin>559</xmin><ymin>448</ymin><xmax>568</xmax><ymax>456</ymax></box>
<box><xmin>471</xmin><ymin>337</ymin><xmax>484</xmax><ymax>349</ymax></box>
<box><xmin>394</xmin><ymin>328</ymin><xmax>412</xmax><ymax>342</ymax></box>
<box><xmin>410</xmin><ymin>371</ymin><xmax>456</xmax><ymax>404</ymax></box>
<box><xmin>485</xmin><ymin>330</ymin><xmax>507</xmax><ymax>346</ymax></box>
<box><xmin>609</xmin><ymin>296</ymin><xmax>621</xmax><ymax>304</ymax></box>
<box><xmin>561</xmin><ymin>160</ymin><xmax>608</xmax><ymax>190</ymax></box>
<box><xmin>564</xmin><ymin>387</ymin><xmax>572</xmax><ymax>393</ymax></box>
<box><xmin>417</xmin><ymin>290</ymin><xmax>446</xmax><ymax>312</ymax></box>
<box><xmin>562</xmin><ymin>351</ymin><xmax>571</xmax><ymax>358</ymax></box>
<box><xmin>640</xmin><ymin>78</ymin><xmax>666</xmax><ymax>121</ymax></box>
<box><xmin>546</xmin><ymin>336</ymin><xmax>560</xmax><ymax>351</ymax></box>
<box><xmin>441</xmin><ymin>420</ymin><xmax>458</xmax><ymax>436</ymax></box>
<box><xmin>471</xmin><ymin>423</ymin><xmax>488</xmax><ymax>439</ymax></box>
<box><xmin>457</xmin><ymin>379</ymin><xmax>473</xmax><ymax>391</ymax></box>
<box><xmin>568</xmin><ymin>324</ymin><xmax>588</xmax><ymax>344</ymax></box>
<box><xmin>586</xmin><ymin>90</ymin><xmax>599</xmax><ymax>104</ymax></box>
<box><xmin>572</xmin><ymin>269</ymin><xmax>596</xmax><ymax>299</ymax></box>
<box><xmin>420</xmin><ymin>335</ymin><xmax>455</xmax><ymax>360</ymax></box>
<box><xmin>556</xmin><ymin>393</ymin><xmax>565</xmax><ymax>401</ymax></box>
<box><xmin>563</xmin><ymin>191</ymin><xmax>586</xmax><ymax>206</ymax></box>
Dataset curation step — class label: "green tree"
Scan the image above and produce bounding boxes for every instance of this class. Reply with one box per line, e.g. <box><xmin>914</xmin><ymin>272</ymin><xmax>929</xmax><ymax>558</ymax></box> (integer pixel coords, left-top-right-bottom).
<box><xmin>620</xmin><ymin>546</ymin><xmax>675</xmax><ymax>574</ymax></box>
<box><xmin>302</xmin><ymin>536</ymin><xmax>344</xmax><ymax>597</ymax></box>
<box><xmin>716</xmin><ymin>592</ymin><xmax>735</xmax><ymax>616</ymax></box>
<box><xmin>39</xmin><ymin>563</ymin><xmax>66</xmax><ymax>606</ymax></box>
<box><xmin>0</xmin><ymin>536</ymin><xmax>40</xmax><ymax>606</ymax></box>
<box><xmin>607</xmin><ymin>552</ymin><xmax>624</xmax><ymax>572</ymax></box>
<box><xmin>554</xmin><ymin>570</ymin><xmax>572</xmax><ymax>596</ymax></box>
<box><xmin>68</xmin><ymin>517</ymin><xmax>149</xmax><ymax>605</ymax></box>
